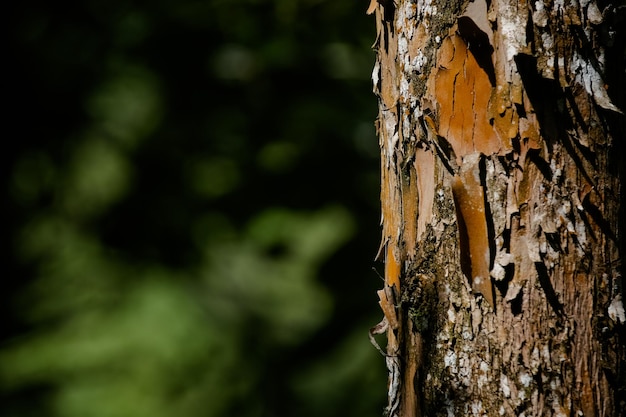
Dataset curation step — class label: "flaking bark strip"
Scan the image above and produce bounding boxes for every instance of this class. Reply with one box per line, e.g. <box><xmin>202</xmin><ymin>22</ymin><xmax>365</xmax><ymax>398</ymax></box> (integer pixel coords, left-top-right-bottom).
<box><xmin>451</xmin><ymin>152</ymin><xmax>494</xmax><ymax>307</ymax></box>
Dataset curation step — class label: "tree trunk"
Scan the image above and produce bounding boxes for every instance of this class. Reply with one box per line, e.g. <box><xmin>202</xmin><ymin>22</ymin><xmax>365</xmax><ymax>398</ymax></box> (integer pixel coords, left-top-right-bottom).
<box><xmin>368</xmin><ymin>0</ymin><xmax>625</xmax><ymax>416</ymax></box>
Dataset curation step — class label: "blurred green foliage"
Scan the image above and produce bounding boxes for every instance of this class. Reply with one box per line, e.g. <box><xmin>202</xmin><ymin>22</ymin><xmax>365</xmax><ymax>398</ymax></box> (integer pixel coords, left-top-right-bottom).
<box><xmin>4</xmin><ymin>1</ymin><xmax>386</xmax><ymax>416</ymax></box>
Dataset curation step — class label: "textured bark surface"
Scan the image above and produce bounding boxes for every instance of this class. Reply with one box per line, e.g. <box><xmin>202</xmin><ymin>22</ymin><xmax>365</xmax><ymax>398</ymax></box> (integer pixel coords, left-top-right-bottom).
<box><xmin>369</xmin><ymin>0</ymin><xmax>625</xmax><ymax>416</ymax></box>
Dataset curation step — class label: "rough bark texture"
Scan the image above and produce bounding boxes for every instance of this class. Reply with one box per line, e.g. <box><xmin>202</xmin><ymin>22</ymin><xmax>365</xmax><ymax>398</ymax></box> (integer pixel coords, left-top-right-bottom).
<box><xmin>369</xmin><ymin>0</ymin><xmax>625</xmax><ymax>416</ymax></box>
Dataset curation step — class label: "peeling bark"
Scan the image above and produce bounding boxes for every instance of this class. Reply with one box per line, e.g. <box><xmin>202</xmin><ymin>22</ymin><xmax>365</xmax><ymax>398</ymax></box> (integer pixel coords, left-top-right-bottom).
<box><xmin>369</xmin><ymin>0</ymin><xmax>625</xmax><ymax>415</ymax></box>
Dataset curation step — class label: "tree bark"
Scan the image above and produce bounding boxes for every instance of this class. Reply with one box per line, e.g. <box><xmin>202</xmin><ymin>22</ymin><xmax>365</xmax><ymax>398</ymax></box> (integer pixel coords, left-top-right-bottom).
<box><xmin>369</xmin><ymin>0</ymin><xmax>625</xmax><ymax>416</ymax></box>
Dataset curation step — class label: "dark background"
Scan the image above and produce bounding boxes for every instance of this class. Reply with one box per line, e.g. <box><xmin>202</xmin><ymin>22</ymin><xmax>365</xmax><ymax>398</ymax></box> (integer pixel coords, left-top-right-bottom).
<box><xmin>3</xmin><ymin>1</ymin><xmax>387</xmax><ymax>416</ymax></box>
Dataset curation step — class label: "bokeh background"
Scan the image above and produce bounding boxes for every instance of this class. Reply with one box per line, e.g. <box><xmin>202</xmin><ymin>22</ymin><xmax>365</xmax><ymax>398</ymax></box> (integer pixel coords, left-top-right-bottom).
<box><xmin>3</xmin><ymin>1</ymin><xmax>387</xmax><ymax>416</ymax></box>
